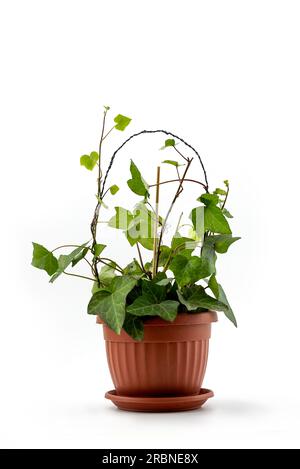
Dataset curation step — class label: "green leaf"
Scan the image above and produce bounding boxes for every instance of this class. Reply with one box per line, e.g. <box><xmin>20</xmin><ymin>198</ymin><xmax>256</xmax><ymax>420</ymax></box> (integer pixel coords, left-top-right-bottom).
<box><xmin>208</xmin><ymin>274</ymin><xmax>219</xmax><ymax>297</ymax></box>
<box><xmin>31</xmin><ymin>243</ymin><xmax>58</xmax><ymax>276</ymax></box>
<box><xmin>141</xmin><ymin>279</ymin><xmax>166</xmax><ymax>301</ymax></box>
<box><xmin>217</xmin><ymin>284</ymin><xmax>237</xmax><ymax>327</ymax></box>
<box><xmin>213</xmin><ymin>235</ymin><xmax>241</xmax><ymax>254</ymax></box>
<box><xmin>162</xmin><ymin>160</ymin><xmax>182</xmax><ymax>167</ymax></box>
<box><xmin>201</xmin><ymin>238</ymin><xmax>217</xmax><ymax>274</ymax></box>
<box><xmin>160</xmin><ymin>138</ymin><xmax>176</xmax><ymax>150</ymax></box>
<box><xmin>171</xmin><ymin>233</ymin><xmax>199</xmax><ymax>254</ymax></box>
<box><xmin>98</xmin><ymin>263</ymin><xmax>116</xmax><ymax>284</ymax></box>
<box><xmin>177</xmin><ymin>285</ymin><xmax>229</xmax><ymax>313</ymax></box>
<box><xmin>169</xmin><ymin>255</ymin><xmax>211</xmax><ymax>287</ymax></box>
<box><xmin>198</xmin><ymin>193</ymin><xmax>219</xmax><ymax>206</ymax></box>
<box><xmin>94</xmin><ymin>243</ymin><xmax>106</xmax><ymax>257</ymax></box>
<box><xmin>92</xmin><ymin>281</ymin><xmax>101</xmax><ymax>294</ymax></box>
<box><xmin>165</xmin><ymin>138</ymin><xmax>175</xmax><ymax>147</ymax></box>
<box><xmin>114</xmin><ymin>114</ymin><xmax>131</xmax><ymax>131</ymax></box>
<box><xmin>80</xmin><ymin>152</ymin><xmax>98</xmax><ymax>171</ymax></box>
<box><xmin>224</xmin><ymin>180</ymin><xmax>229</xmax><ymax>187</ymax></box>
<box><xmin>108</xmin><ymin>207</ymin><xmax>133</xmax><ymax>229</ymax></box>
<box><xmin>88</xmin><ymin>276</ymin><xmax>137</xmax><ymax>334</ymax></box>
<box><xmin>128</xmin><ymin>298</ymin><xmax>178</xmax><ymax>321</ymax></box>
<box><xmin>71</xmin><ymin>247</ymin><xmax>89</xmax><ymax>267</ymax></box>
<box><xmin>223</xmin><ymin>208</ymin><xmax>234</xmax><ymax>219</ymax></box>
<box><xmin>126</xmin><ymin>203</ymin><xmax>154</xmax><ymax>248</ymax></box>
<box><xmin>123</xmin><ymin>260</ymin><xmax>144</xmax><ymax>277</ymax></box>
<box><xmin>127</xmin><ymin>280</ymin><xmax>178</xmax><ymax>321</ymax></box>
<box><xmin>50</xmin><ymin>243</ymin><xmax>88</xmax><ymax>282</ymax></box>
<box><xmin>158</xmin><ymin>245</ymin><xmax>171</xmax><ymax>267</ymax></box>
<box><xmin>127</xmin><ymin>160</ymin><xmax>149</xmax><ymax>197</ymax></box>
<box><xmin>109</xmin><ymin>185</ymin><xmax>119</xmax><ymax>195</ymax></box>
<box><xmin>208</xmin><ymin>275</ymin><xmax>237</xmax><ymax>327</ymax></box>
<box><xmin>204</xmin><ymin>205</ymin><xmax>232</xmax><ymax>234</ymax></box>
<box><xmin>123</xmin><ymin>314</ymin><xmax>144</xmax><ymax>341</ymax></box>
<box><xmin>214</xmin><ymin>188</ymin><xmax>227</xmax><ymax>196</ymax></box>
<box><xmin>189</xmin><ymin>206</ymin><xmax>205</xmax><ymax>239</ymax></box>
<box><xmin>155</xmin><ymin>278</ymin><xmax>173</xmax><ymax>286</ymax></box>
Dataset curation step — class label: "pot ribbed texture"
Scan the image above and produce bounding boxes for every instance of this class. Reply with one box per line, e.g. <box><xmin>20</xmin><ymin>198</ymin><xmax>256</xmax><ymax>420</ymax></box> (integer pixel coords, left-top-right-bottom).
<box><xmin>106</xmin><ymin>339</ymin><xmax>209</xmax><ymax>396</ymax></box>
<box><xmin>98</xmin><ymin>311</ymin><xmax>217</xmax><ymax>397</ymax></box>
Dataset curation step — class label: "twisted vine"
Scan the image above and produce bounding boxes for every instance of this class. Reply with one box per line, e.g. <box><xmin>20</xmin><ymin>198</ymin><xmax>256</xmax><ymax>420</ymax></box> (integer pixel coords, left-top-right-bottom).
<box><xmin>100</xmin><ymin>130</ymin><xmax>209</xmax><ymax>198</ymax></box>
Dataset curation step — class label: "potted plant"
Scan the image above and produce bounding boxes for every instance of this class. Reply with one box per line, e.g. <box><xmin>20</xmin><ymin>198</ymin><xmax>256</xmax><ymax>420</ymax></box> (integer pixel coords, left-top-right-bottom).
<box><xmin>32</xmin><ymin>106</ymin><xmax>240</xmax><ymax>412</ymax></box>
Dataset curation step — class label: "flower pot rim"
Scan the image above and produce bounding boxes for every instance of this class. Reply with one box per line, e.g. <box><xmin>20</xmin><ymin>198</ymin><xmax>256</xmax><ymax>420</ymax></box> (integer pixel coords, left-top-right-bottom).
<box><xmin>97</xmin><ymin>310</ymin><xmax>218</xmax><ymax>327</ymax></box>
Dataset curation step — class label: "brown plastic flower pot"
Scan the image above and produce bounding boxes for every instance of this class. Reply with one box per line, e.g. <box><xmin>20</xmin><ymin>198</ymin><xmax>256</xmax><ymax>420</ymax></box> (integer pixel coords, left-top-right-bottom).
<box><xmin>97</xmin><ymin>311</ymin><xmax>217</xmax><ymax>398</ymax></box>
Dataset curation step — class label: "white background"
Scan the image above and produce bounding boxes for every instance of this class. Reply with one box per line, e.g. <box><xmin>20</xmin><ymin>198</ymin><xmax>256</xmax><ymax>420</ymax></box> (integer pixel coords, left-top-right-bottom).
<box><xmin>0</xmin><ymin>0</ymin><xmax>299</xmax><ymax>449</ymax></box>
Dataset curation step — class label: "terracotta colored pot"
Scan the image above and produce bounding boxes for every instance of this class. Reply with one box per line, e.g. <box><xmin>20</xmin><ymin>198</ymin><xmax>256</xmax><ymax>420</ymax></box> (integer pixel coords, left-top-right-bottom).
<box><xmin>97</xmin><ymin>311</ymin><xmax>217</xmax><ymax>397</ymax></box>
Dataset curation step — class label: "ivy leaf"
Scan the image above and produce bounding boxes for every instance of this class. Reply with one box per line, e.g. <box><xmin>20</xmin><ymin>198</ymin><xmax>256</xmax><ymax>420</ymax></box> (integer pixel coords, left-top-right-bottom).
<box><xmin>208</xmin><ymin>275</ymin><xmax>237</xmax><ymax>327</ymax></box>
<box><xmin>91</xmin><ymin>281</ymin><xmax>101</xmax><ymax>294</ymax></box>
<box><xmin>123</xmin><ymin>260</ymin><xmax>144</xmax><ymax>277</ymax></box>
<box><xmin>141</xmin><ymin>279</ymin><xmax>166</xmax><ymax>302</ymax></box>
<box><xmin>160</xmin><ymin>138</ymin><xmax>176</xmax><ymax>150</ymax></box>
<box><xmin>171</xmin><ymin>233</ymin><xmax>199</xmax><ymax>254</ymax></box>
<box><xmin>158</xmin><ymin>245</ymin><xmax>171</xmax><ymax>267</ymax></box>
<box><xmin>71</xmin><ymin>247</ymin><xmax>89</xmax><ymax>267</ymax></box>
<box><xmin>31</xmin><ymin>243</ymin><xmax>58</xmax><ymax>276</ymax></box>
<box><xmin>198</xmin><ymin>193</ymin><xmax>219</xmax><ymax>206</ymax></box>
<box><xmin>109</xmin><ymin>185</ymin><xmax>119</xmax><ymax>195</ymax></box>
<box><xmin>114</xmin><ymin>114</ymin><xmax>131</xmax><ymax>131</ymax></box>
<box><xmin>127</xmin><ymin>279</ymin><xmax>178</xmax><ymax>321</ymax></box>
<box><xmin>213</xmin><ymin>235</ymin><xmax>241</xmax><ymax>254</ymax></box>
<box><xmin>98</xmin><ymin>263</ymin><xmax>116</xmax><ymax>284</ymax></box>
<box><xmin>80</xmin><ymin>152</ymin><xmax>98</xmax><ymax>171</ymax></box>
<box><xmin>156</xmin><ymin>278</ymin><xmax>173</xmax><ymax>286</ymax></box>
<box><xmin>128</xmin><ymin>298</ymin><xmax>178</xmax><ymax>321</ymax></box>
<box><xmin>123</xmin><ymin>314</ymin><xmax>144</xmax><ymax>341</ymax></box>
<box><xmin>201</xmin><ymin>237</ymin><xmax>217</xmax><ymax>274</ymax></box>
<box><xmin>126</xmin><ymin>203</ymin><xmax>154</xmax><ymax>249</ymax></box>
<box><xmin>217</xmin><ymin>284</ymin><xmax>237</xmax><ymax>327</ymax></box>
<box><xmin>94</xmin><ymin>243</ymin><xmax>106</xmax><ymax>257</ymax></box>
<box><xmin>189</xmin><ymin>206</ymin><xmax>205</xmax><ymax>239</ymax></box>
<box><xmin>162</xmin><ymin>160</ymin><xmax>182</xmax><ymax>167</ymax></box>
<box><xmin>223</xmin><ymin>208</ymin><xmax>234</xmax><ymax>219</ymax></box>
<box><xmin>214</xmin><ymin>188</ymin><xmax>227</xmax><ymax>196</ymax></box>
<box><xmin>87</xmin><ymin>276</ymin><xmax>137</xmax><ymax>334</ymax></box>
<box><xmin>204</xmin><ymin>205</ymin><xmax>232</xmax><ymax>234</ymax></box>
<box><xmin>108</xmin><ymin>207</ymin><xmax>133</xmax><ymax>229</ymax></box>
<box><xmin>169</xmin><ymin>255</ymin><xmax>211</xmax><ymax>287</ymax></box>
<box><xmin>208</xmin><ymin>274</ymin><xmax>219</xmax><ymax>297</ymax></box>
<box><xmin>127</xmin><ymin>160</ymin><xmax>149</xmax><ymax>197</ymax></box>
<box><xmin>50</xmin><ymin>243</ymin><xmax>88</xmax><ymax>282</ymax></box>
<box><xmin>177</xmin><ymin>285</ymin><xmax>229</xmax><ymax>313</ymax></box>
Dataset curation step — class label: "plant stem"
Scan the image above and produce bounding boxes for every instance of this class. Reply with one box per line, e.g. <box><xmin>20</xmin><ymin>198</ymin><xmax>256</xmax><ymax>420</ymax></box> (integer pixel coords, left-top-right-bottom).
<box><xmin>174</xmin><ymin>145</ymin><xmax>189</xmax><ymax>162</ymax></box>
<box><xmin>90</xmin><ymin>108</ymin><xmax>109</xmax><ymax>284</ymax></box>
<box><xmin>221</xmin><ymin>185</ymin><xmax>230</xmax><ymax>209</ymax></box>
<box><xmin>98</xmin><ymin>257</ymin><xmax>124</xmax><ymax>273</ymax></box>
<box><xmin>162</xmin><ymin>211</ymin><xmax>184</xmax><ymax>273</ymax></box>
<box><xmin>63</xmin><ymin>272</ymin><xmax>95</xmax><ymax>282</ymax></box>
<box><xmin>152</xmin><ymin>166</ymin><xmax>161</xmax><ymax>277</ymax></box>
<box><xmin>156</xmin><ymin>159</ymin><xmax>193</xmax><ymax>266</ymax></box>
<box><xmin>149</xmin><ymin>178</ymin><xmax>207</xmax><ymax>190</ymax></box>
<box><xmin>136</xmin><ymin>243</ymin><xmax>147</xmax><ymax>275</ymax></box>
<box><xmin>51</xmin><ymin>244</ymin><xmax>91</xmax><ymax>253</ymax></box>
<box><xmin>102</xmin><ymin>125</ymin><xmax>115</xmax><ymax>141</ymax></box>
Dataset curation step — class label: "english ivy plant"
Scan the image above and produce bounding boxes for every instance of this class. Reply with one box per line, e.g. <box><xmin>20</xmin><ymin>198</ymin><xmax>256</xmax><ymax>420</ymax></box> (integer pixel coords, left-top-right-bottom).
<box><xmin>32</xmin><ymin>107</ymin><xmax>240</xmax><ymax>340</ymax></box>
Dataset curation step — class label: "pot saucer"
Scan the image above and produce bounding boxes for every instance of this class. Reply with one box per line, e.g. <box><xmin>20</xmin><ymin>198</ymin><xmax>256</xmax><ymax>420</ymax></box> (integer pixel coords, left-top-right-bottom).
<box><xmin>105</xmin><ymin>388</ymin><xmax>214</xmax><ymax>412</ymax></box>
